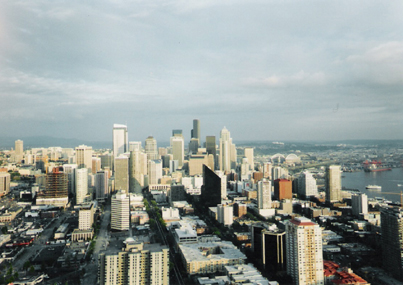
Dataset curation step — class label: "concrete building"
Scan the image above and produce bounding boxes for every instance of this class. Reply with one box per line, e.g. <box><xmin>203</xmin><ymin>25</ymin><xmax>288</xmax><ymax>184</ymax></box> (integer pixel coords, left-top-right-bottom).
<box><xmin>112</xmin><ymin>124</ymin><xmax>128</xmax><ymax>159</ymax></box>
<box><xmin>0</xmin><ymin>172</ymin><xmax>11</xmax><ymax>196</ymax></box>
<box><xmin>352</xmin><ymin>193</ymin><xmax>368</xmax><ymax>216</ymax></box>
<box><xmin>128</xmin><ymin>141</ymin><xmax>141</xmax><ymax>152</ymax></box>
<box><xmin>178</xmin><ymin>239</ymin><xmax>246</xmax><ymax>275</ymax></box>
<box><xmin>188</xmin><ymin>138</ymin><xmax>199</xmax><ymax>154</ymax></box>
<box><xmin>95</xmin><ymin>170</ymin><xmax>109</xmax><ymax>201</ymax></box>
<box><xmin>217</xmin><ymin>204</ymin><xmax>233</xmax><ymax>226</ymax></box>
<box><xmin>171</xmin><ymin>136</ymin><xmax>184</xmax><ymax>168</ymax></box>
<box><xmin>272</xmin><ymin>166</ymin><xmax>288</xmax><ymax>181</ymax></box>
<box><xmin>325</xmin><ymin>165</ymin><xmax>342</xmax><ymax>203</ymax></box>
<box><xmin>188</xmin><ymin>153</ymin><xmax>209</xmax><ymax>176</ymax></box>
<box><xmin>145</xmin><ymin>136</ymin><xmax>158</xmax><ymax>161</ymax></box>
<box><xmin>115</xmin><ymin>155</ymin><xmax>129</xmax><ymax>192</ymax></box>
<box><xmin>79</xmin><ymin>203</ymin><xmax>95</xmax><ymax>230</ymax></box>
<box><xmin>298</xmin><ymin>170</ymin><xmax>318</xmax><ymax>198</ymax></box>
<box><xmin>111</xmin><ymin>190</ymin><xmax>130</xmax><ymax>231</ymax></box>
<box><xmin>75</xmin><ymin>145</ymin><xmax>93</xmax><ymax>172</ymax></box>
<box><xmin>129</xmin><ymin>150</ymin><xmax>145</xmax><ymax>194</ymax></box>
<box><xmin>63</xmin><ymin>164</ymin><xmax>77</xmax><ymax>195</ymax></box>
<box><xmin>262</xmin><ymin>162</ymin><xmax>272</xmax><ymax>179</ymax></box>
<box><xmin>219</xmin><ymin>127</ymin><xmax>236</xmax><ymax>172</ymax></box>
<box><xmin>381</xmin><ymin>206</ymin><xmax>403</xmax><ymax>281</ymax></box>
<box><xmin>191</xmin><ymin>119</ymin><xmax>201</xmax><ymax>145</ymax></box>
<box><xmin>244</xmin><ymin>148</ymin><xmax>254</xmax><ymax>171</ymax></box>
<box><xmin>15</xmin><ymin>139</ymin><xmax>23</xmax><ymax>163</ymax></box>
<box><xmin>286</xmin><ymin>217</ymin><xmax>324</xmax><ymax>285</ymax></box>
<box><xmin>98</xmin><ymin>241</ymin><xmax>169</xmax><ymax>285</ymax></box>
<box><xmin>92</xmin><ymin>157</ymin><xmax>101</xmax><ymax>174</ymax></box>
<box><xmin>258</xmin><ymin>180</ymin><xmax>272</xmax><ymax>209</ymax></box>
<box><xmin>148</xmin><ymin>160</ymin><xmax>162</xmax><ymax>185</ymax></box>
<box><xmin>75</xmin><ymin>168</ymin><xmax>88</xmax><ymax>205</ymax></box>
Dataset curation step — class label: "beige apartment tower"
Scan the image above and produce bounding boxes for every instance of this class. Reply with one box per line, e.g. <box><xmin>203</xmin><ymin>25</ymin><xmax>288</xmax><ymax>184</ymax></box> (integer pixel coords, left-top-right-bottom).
<box><xmin>98</xmin><ymin>242</ymin><xmax>169</xmax><ymax>285</ymax></box>
<box><xmin>286</xmin><ymin>217</ymin><xmax>324</xmax><ymax>285</ymax></box>
<box><xmin>325</xmin><ymin>165</ymin><xmax>342</xmax><ymax>203</ymax></box>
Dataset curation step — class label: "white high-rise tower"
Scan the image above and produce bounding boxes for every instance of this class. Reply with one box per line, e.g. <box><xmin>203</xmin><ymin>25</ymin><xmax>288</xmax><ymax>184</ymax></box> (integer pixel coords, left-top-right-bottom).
<box><xmin>75</xmin><ymin>168</ymin><xmax>88</xmax><ymax>204</ymax></box>
<box><xmin>171</xmin><ymin>136</ymin><xmax>184</xmax><ymax>168</ymax></box>
<box><xmin>113</xmin><ymin>124</ymin><xmax>128</xmax><ymax>159</ymax></box>
<box><xmin>219</xmin><ymin>127</ymin><xmax>236</xmax><ymax>172</ymax></box>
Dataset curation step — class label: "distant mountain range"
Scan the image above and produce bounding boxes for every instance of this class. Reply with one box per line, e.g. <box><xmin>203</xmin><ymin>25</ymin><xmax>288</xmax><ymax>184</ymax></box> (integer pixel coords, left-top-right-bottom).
<box><xmin>1</xmin><ymin>136</ymin><xmax>402</xmax><ymax>150</ymax></box>
<box><xmin>0</xmin><ymin>136</ymin><xmax>171</xmax><ymax>150</ymax></box>
<box><xmin>0</xmin><ymin>136</ymin><xmax>111</xmax><ymax>149</ymax></box>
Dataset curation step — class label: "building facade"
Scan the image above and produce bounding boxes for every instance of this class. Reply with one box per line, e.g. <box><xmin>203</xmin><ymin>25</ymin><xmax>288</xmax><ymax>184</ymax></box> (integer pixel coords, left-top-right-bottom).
<box><xmin>381</xmin><ymin>206</ymin><xmax>403</xmax><ymax>281</ymax></box>
<box><xmin>325</xmin><ymin>165</ymin><xmax>342</xmax><ymax>203</ymax></box>
<box><xmin>111</xmin><ymin>190</ymin><xmax>130</xmax><ymax>231</ymax></box>
<box><xmin>98</xmin><ymin>242</ymin><xmax>169</xmax><ymax>285</ymax></box>
<box><xmin>112</xmin><ymin>124</ymin><xmax>128</xmax><ymax>159</ymax></box>
<box><xmin>286</xmin><ymin>217</ymin><xmax>324</xmax><ymax>285</ymax></box>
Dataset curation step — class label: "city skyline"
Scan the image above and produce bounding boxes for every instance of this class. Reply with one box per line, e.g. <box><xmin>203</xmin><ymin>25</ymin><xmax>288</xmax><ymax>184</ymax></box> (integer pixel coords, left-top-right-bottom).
<box><xmin>1</xmin><ymin>1</ymin><xmax>403</xmax><ymax>142</ymax></box>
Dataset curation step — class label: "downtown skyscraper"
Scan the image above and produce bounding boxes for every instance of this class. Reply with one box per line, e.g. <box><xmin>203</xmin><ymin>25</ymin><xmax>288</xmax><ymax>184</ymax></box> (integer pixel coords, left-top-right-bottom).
<box><xmin>113</xmin><ymin>124</ymin><xmax>128</xmax><ymax>159</ymax></box>
<box><xmin>325</xmin><ymin>165</ymin><xmax>342</xmax><ymax>203</ymax></box>
<box><xmin>218</xmin><ymin>127</ymin><xmax>236</xmax><ymax>172</ymax></box>
<box><xmin>286</xmin><ymin>217</ymin><xmax>324</xmax><ymax>285</ymax></box>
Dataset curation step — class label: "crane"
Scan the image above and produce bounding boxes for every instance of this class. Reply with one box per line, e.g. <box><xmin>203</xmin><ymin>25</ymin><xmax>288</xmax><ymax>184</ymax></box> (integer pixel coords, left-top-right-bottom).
<box><xmin>380</xmin><ymin>191</ymin><xmax>403</xmax><ymax>206</ymax></box>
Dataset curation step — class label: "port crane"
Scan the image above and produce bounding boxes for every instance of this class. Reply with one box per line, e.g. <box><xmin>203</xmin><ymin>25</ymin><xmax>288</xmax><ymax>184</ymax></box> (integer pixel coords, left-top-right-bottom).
<box><xmin>380</xmin><ymin>191</ymin><xmax>403</xmax><ymax>206</ymax></box>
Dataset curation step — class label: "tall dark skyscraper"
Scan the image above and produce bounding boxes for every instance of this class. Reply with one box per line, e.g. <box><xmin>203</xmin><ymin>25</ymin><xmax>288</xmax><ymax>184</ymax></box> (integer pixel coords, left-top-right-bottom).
<box><xmin>381</xmin><ymin>206</ymin><xmax>403</xmax><ymax>281</ymax></box>
<box><xmin>191</xmin><ymin>119</ymin><xmax>200</xmax><ymax>146</ymax></box>
<box><xmin>201</xmin><ymin>165</ymin><xmax>221</xmax><ymax>208</ymax></box>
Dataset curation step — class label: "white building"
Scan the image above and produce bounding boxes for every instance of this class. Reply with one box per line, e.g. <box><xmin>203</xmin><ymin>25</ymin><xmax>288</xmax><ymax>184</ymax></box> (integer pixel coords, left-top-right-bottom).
<box><xmin>286</xmin><ymin>217</ymin><xmax>324</xmax><ymax>285</ymax></box>
<box><xmin>75</xmin><ymin>168</ymin><xmax>88</xmax><ymax>205</ymax></box>
<box><xmin>75</xmin><ymin>145</ymin><xmax>93</xmax><ymax>172</ymax></box>
<box><xmin>271</xmin><ymin>166</ymin><xmax>288</xmax><ymax>181</ymax></box>
<box><xmin>352</xmin><ymin>193</ymin><xmax>368</xmax><ymax>216</ymax></box>
<box><xmin>111</xmin><ymin>190</ymin><xmax>130</xmax><ymax>231</ymax></box>
<box><xmin>244</xmin><ymin>148</ymin><xmax>254</xmax><ymax>171</ymax></box>
<box><xmin>148</xmin><ymin>160</ymin><xmax>162</xmax><ymax>185</ymax></box>
<box><xmin>171</xmin><ymin>136</ymin><xmax>184</xmax><ymax>168</ymax></box>
<box><xmin>112</xmin><ymin>124</ymin><xmax>128</xmax><ymax>159</ymax></box>
<box><xmin>98</xmin><ymin>242</ymin><xmax>169</xmax><ymax>285</ymax></box>
<box><xmin>79</xmin><ymin>203</ymin><xmax>94</xmax><ymax>230</ymax></box>
<box><xmin>217</xmin><ymin>204</ymin><xmax>233</xmax><ymax>226</ymax></box>
<box><xmin>179</xmin><ymin>239</ymin><xmax>246</xmax><ymax>275</ymax></box>
<box><xmin>298</xmin><ymin>170</ymin><xmax>318</xmax><ymax>198</ymax></box>
<box><xmin>145</xmin><ymin>136</ymin><xmax>158</xmax><ymax>161</ymax></box>
<box><xmin>258</xmin><ymin>180</ymin><xmax>272</xmax><ymax>209</ymax></box>
<box><xmin>219</xmin><ymin>127</ymin><xmax>236</xmax><ymax>172</ymax></box>
<box><xmin>0</xmin><ymin>172</ymin><xmax>11</xmax><ymax>196</ymax></box>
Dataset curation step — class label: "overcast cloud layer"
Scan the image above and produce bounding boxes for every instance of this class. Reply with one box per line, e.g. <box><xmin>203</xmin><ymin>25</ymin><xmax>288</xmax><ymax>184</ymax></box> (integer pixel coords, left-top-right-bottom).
<box><xmin>1</xmin><ymin>0</ymin><xmax>402</xmax><ymax>144</ymax></box>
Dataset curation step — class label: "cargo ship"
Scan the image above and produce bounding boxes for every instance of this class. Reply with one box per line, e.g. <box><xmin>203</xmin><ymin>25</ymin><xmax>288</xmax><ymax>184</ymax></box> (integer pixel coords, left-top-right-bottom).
<box><xmin>363</xmin><ymin>160</ymin><xmax>392</xmax><ymax>172</ymax></box>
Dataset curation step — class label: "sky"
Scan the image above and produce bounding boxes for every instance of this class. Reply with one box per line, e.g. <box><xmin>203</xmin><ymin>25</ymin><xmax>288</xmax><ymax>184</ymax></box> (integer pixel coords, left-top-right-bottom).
<box><xmin>1</xmin><ymin>0</ymin><xmax>403</xmax><ymax>144</ymax></box>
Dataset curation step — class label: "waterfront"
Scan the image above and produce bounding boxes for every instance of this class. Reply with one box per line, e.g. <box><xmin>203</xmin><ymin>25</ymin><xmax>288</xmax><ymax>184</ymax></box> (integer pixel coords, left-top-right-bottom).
<box><xmin>342</xmin><ymin>168</ymin><xmax>403</xmax><ymax>202</ymax></box>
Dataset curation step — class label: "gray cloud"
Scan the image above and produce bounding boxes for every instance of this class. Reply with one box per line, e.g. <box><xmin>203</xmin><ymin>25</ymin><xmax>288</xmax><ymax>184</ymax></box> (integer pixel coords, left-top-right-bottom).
<box><xmin>1</xmin><ymin>0</ymin><xmax>402</xmax><ymax>143</ymax></box>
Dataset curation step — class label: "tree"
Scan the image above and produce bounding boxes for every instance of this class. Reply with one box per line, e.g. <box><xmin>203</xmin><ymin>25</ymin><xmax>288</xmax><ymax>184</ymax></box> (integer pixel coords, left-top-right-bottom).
<box><xmin>1</xmin><ymin>226</ymin><xmax>7</xmax><ymax>235</ymax></box>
